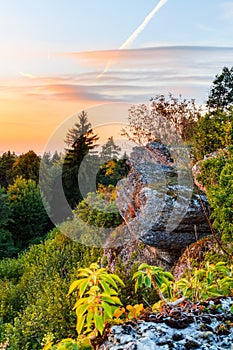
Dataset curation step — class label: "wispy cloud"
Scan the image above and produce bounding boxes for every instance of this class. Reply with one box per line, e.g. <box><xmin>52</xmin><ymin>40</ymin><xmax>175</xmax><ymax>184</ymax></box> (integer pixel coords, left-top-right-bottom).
<box><xmin>2</xmin><ymin>46</ymin><xmax>233</xmax><ymax>104</ymax></box>
<box><xmin>18</xmin><ymin>71</ymin><xmax>37</xmax><ymax>79</ymax></box>
<box><xmin>61</xmin><ymin>46</ymin><xmax>233</xmax><ymax>68</ymax></box>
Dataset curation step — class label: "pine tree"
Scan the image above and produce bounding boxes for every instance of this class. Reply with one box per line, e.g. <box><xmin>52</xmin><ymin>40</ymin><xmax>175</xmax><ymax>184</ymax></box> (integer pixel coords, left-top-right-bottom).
<box><xmin>64</xmin><ymin>110</ymin><xmax>92</xmax><ymax>147</ymax></box>
<box><xmin>62</xmin><ymin>112</ymin><xmax>99</xmax><ymax>209</ymax></box>
<box><xmin>206</xmin><ymin>66</ymin><xmax>233</xmax><ymax>112</ymax></box>
<box><xmin>100</xmin><ymin>136</ymin><xmax>121</xmax><ymax>161</ymax></box>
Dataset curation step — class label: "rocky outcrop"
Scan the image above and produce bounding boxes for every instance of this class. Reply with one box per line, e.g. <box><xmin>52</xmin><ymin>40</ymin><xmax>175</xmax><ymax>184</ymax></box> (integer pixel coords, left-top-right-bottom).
<box><xmin>172</xmin><ymin>237</ymin><xmax>216</xmax><ymax>280</ymax></box>
<box><xmin>103</xmin><ymin>225</ymin><xmax>173</xmax><ymax>271</ymax></box>
<box><xmin>114</xmin><ymin>142</ymin><xmax>211</xmax><ymax>264</ymax></box>
<box><xmin>100</xmin><ymin>297</ymin><xmax>233</xmax><ymax>350</ymax></box>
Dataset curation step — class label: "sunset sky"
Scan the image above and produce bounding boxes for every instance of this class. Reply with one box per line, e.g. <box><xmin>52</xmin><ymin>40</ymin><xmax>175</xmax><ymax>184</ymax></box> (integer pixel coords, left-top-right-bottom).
<box><xmin>1</xmin><ymin>0</ymin><xmax>233</xmax><ymax>154</ymax></box>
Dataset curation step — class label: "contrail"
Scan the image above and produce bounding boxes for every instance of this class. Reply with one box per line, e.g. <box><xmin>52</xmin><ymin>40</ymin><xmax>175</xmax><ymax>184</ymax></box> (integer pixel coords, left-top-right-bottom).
<box><xmin>120</xmin><ymin>0</ymin><xmax>169</xmax><ymax>50</ymax></box>
<box><xmin>98</xmin><ymin>0</ymin><xmax>169</xmax><ymax>78</ymax></box>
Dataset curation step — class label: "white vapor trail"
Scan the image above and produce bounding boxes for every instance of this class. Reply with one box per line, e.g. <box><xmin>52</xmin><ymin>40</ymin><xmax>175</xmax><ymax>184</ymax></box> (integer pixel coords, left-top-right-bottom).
<box><xmin>98</xmin><ymin>0</ymin><xmax>169</xmax><ymax>78</ymax></box>
<box><xmin>120</xmin><ymin>0</ymin><xmax>169</xmax><ymax>50</ymax></box>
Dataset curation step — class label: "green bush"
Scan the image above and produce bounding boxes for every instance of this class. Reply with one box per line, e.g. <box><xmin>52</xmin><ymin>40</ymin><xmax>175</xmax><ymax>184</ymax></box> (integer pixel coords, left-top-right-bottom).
<box><xmin>192</xmin><ymin>109</ymin><xmax>233</xmax><ymax>160</ymax></box>
<box><xmin>7</xmin><ymin>177</ymin><xmax>49</xmax><ymax>249</ymax></box>
<box><xmin>207</xmin><ymin>159</ymin><xmax>233</xmax><ymax>242</ymax></box>
<box><xmin>197</xmin><ymin>153</ymin><xmax>228</xmax><ymax>188</ymax></box>
<box><xmin>0</xmin><ymin>231</ymin><xmax>102</xmax><ymax>349</ymax></box>
<box><xmin>75</xmin><ymin>186</ymin><xmax>122</xmax><ymax>229</ymax></box>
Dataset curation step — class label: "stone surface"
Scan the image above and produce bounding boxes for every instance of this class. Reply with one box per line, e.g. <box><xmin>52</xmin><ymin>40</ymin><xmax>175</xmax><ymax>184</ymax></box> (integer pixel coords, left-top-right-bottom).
<box><xmin>100</xmin><ymin>297</ymin><xmax>233</xmax><ymax>350</ymax></box>
<box><xmin>103</xmin><ymin>225</ymin><xmax>174</xmax><ymax>271</ymax></box>
<box><xmin>115</xmin><ymin>142</ymin><xmax>211</xmax><ymax>262</ymax></box>
<box><xmin>172</xmin><ymin>237</ymin><xmax>216</xmax><ymax>280</ymax></box>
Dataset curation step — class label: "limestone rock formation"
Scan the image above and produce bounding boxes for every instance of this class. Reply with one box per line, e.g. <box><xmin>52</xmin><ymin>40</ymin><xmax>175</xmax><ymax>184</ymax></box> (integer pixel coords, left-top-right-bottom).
<box><xmin>103</xmin><ymin>225</ymin><xmax>173</xmax><ymax>271</ymax></box>
<box><xmin>113</xmin><ymin>142</ymin><xmax>211</xmax><ymax>264</ymax></box>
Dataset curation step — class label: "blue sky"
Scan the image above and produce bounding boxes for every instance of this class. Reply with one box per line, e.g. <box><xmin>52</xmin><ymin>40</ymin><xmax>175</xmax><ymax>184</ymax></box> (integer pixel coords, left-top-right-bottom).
<box><xmin>0</xmin><ymin>0</ymin><xmax>233</xmax><ymax>152</ymax></box>
<box><xmin>1</xmin><ymin>1</ymin><xmax>233</xmax><ymax>50</ymax></box>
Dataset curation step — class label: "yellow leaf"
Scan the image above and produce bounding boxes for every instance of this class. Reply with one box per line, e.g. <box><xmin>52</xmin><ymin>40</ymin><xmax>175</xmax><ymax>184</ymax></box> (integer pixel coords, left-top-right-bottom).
<box><xmin>42</xmin><ymin>342</ymin><xmax>53</xmax><ymax>350</ymax></box>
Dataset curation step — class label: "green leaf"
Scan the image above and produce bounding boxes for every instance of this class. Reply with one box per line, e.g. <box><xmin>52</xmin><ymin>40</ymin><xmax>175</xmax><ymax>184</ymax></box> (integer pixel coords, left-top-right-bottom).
<box><xmin>73</xmin><ymin>297</ymin><xmax>87</xmax><ymax>310</ymax></box>
<box><xmin>163</xmin><ymin>271</ymin><xmax>175</xmax><ymax>281</ymax></box>
<box><xmin>132</xmin><ymin>271</ymin><xmax>143</xmax><ymax>280</ymax></box>
<box><xmin>206</xmin><ymin>285</ymin><xmax>221</xmax><ymax>296</ymax></box>
<box><xmin>89</xmin><ymin>263</ymin><xmax>99</xmax><ymax>270</ymax></box>
<box><xmin>101</xmin><ymin>295</ymin><xmax>122</xmax><ymax>305</ymax></box>
<box><xmin>216</xmin><ymin>261</ymin><xmax>227</xmax><ymax>266</ymax></box>
<box><xmin>102</xmin><ymin>301</ymin><xmax>113</xmax><ymax>319</ymax></box>
<box><xmin>215</xmin><ymin>265</ymin><xmax>229</xmax><ymax>274</ymax></box>
<box><xmin>138</xmin><ymin>273</ymin><xmax>143</xmax><ymax>286</ymax></box>
<box><xmin>78</xmin><ymin>267</ymin><xmax>93</xmax><ymax>275</ymax></box>
<box><xmin>145</xmin><ymin>276</ymin><xmax>151</xmax><ymax>288</ymax></box>
<box><xmin>100</xmin><ymin>280</ymin><xmax>118</xmax><ymax>296</ymax></box>
<box><xmin>109</xmin><ymin>273</ymin><xmax>125</xmax><ymax>287</ymax></box>
<box><xmin>76</xmin><ymin>272</ymin><xmax>89</xmax><ymax>278</ymax></box>
<box><xmin>77</xmin><ymin>314</ymin><xmax>86</xmax><ymax>334</ymax></box>
<box><xmin>75</xmin><ymin>303</ymin><xmax>89</xmax><ymax>318</ymax></box>
<box><xmin>79</xmin><ymin>279</ymin><xmax>89</xmax><ymax>298</ymax></box>
<box><xmin>176</xmin><ymin>278</ymin><xmax>189</xmax><ymax>288</ymax></box>
<box><xmin>94</xmin><ymin>313</ymin><xmax>104</xmax><ymax>335</ymax></box>
<box><xmin>86</xmin><ymin>310</ymin><xmax>94</xmax><ymax>328</ymax></box>
<box><xmin>101</xmin><ymin>275</ymin><xmax>118</xmax><ymax>290</ymax></box>
<box><xmin>155</xmin><ymin>275</ymin><xmax>163</xmax><ymax>288</ymax></box>
<box><xmin>151</xmin><ymin>266</ymin><xmax>163</xmax><ymax>273</ymax></box>
<box><xmin>99</xmin><ymin>280</ymin><xmax>111</xmax><ymax>295</ymax></box>
<box><xmin>67</xmin><ymin>279</ymin><xmax>83</xmax><ymax>296</ymax></box>
<box><xmin>138</xmin><ymin>263</ymin><xmax>149</xmax><ymax>270</ymax></box>
<box><xmin>134</xmin><ymin>279</ymin><xmax>139</xmax><ymax>293</ymax></box>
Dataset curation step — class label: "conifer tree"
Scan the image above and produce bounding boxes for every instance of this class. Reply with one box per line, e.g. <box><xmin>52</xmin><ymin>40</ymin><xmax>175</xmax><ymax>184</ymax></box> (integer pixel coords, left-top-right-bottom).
<box><xmin>207</xmin><ymin>66</ymin><xmax>233</xmax><ymax>112</ymax></box>
<box><xmin>62</xmin><ymin>112</ymin><xmax>99</xmax><ymax>209</ymax></box>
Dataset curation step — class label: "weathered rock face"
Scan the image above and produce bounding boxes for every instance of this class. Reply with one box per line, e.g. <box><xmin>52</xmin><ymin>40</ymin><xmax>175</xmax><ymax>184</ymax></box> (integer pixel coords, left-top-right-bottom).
<box><xmin>100</xmin><ymin>297</ymin><xmax>233</xmax><ymax>350</ymax></box>
<box><xmin>172</xmin><ymin>237</ymin><xmax>216</xmax><ymax>280</ymax></box>
<box><xmin>103</xmin><ymin>225</ymin><xmax>173</xmax><ymax>271</ymax></box>
<box><xmin>116</xmin><ymin>142</ymin><xmax>211</xmax><ymax>262</ymax></box>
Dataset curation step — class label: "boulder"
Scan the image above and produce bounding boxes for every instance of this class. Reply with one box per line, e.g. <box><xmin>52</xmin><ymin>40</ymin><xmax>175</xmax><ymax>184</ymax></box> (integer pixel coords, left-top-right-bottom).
<box><xmin>113</xmin><ymin>142</ymin><xmax>211</xmax><ymax>264</ymax></box>
<box><xmin>103</xmin><ymin>225</ymin><xmax>173</xmax><ymax>271</ymax></box>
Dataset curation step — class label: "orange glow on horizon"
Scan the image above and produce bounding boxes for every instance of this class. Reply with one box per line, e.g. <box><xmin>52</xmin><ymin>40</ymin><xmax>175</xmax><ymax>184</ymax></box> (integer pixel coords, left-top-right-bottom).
<box><xmin>0</xmin><ymin>95</ymin><xmax>100</xmax><ymax>154</ymax></box>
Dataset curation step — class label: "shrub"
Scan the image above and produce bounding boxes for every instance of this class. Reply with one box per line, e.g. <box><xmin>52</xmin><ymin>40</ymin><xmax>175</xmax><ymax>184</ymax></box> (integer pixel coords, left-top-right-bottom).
<box><xmin>0</xmin><ymin>231</ymin><xmax>102</xmax><ymax>349</ymax></box>
<box><xmin>75</xmin><ymin>187</ymin><xmax>122</xmax><ymax>229</ymax></box>
<box><xmin>192</xmin><ymin>110</ymin><xmax>233</xmax><ymax>160</ymax></box>
<box><xmin>207</xmin><ymin>159</ymin><xmax>233</xmax><ymax>242</ymax></box>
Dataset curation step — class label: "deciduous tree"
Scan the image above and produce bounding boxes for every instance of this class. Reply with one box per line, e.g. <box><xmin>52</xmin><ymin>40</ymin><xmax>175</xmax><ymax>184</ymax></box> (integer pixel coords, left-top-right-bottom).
<box><xmin>7</xmin><ymin>177</ymin><xmax>48</xmax><ymax>248</ymax></box>
<box><xmin>11</xmin><ymin>150</ymin><xmax>40</xmax><ymax>183</ymax></box>
<box><xmin>122</xmin><ymin>94</ymin><xmax>200</xmax><ymax>145</ymax></box>
<box><xmin>0</xmin><ymin>187</ymin><xmax>17</xmax><ymax>258</ymax></box>
<box><xmin>0</xmin><ymin>151</ymin><xmax>17</xmax><ymax>188</ymax></box>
